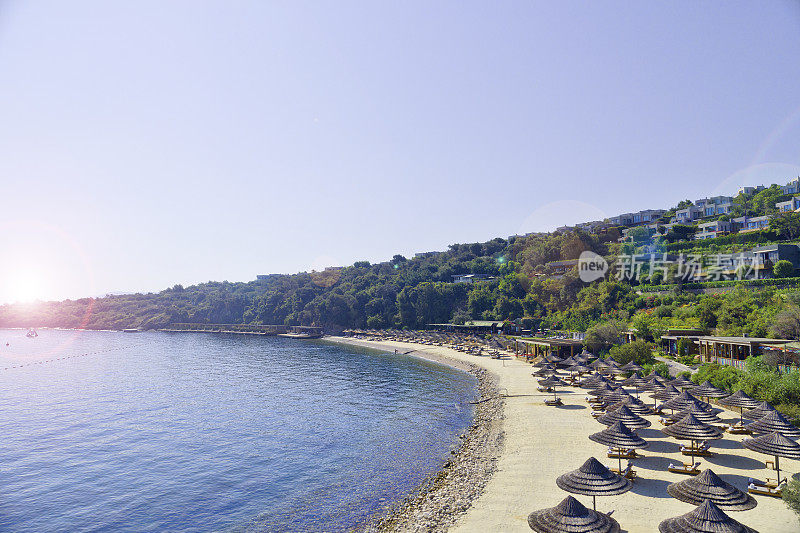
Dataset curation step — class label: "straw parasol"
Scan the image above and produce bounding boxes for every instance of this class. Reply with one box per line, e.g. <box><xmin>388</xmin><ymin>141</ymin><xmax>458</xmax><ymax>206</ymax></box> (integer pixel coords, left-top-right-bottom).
<box><xmin>589</xmin><ymin>421</ymin><xmax>649</xmax><ymax>472</ymax></box>
<box><xmin>597</xmin><ymin>405</ymin><xmax>652</xmax><ymax>430</ymax></box>
<box><xmin>744</xmin><ymin>410</ymin><xmax>800</xmax><ymax>438</ymax></box>
<box><xmin>689</xmin><ymin>380</ymin><xmax>729</xmax><ymax>400</ymax></box>
<box><xmin>658</xmin><ymin>392</ymin><xmax>712</xmax><ymax>414</ymax></box>
<box><xmin>620</xmin><ymin>361</ymin><xmax>643</xmax><ymax>373</ymax></box>
<box><xmin>587</xmin><ymin>383</ymin><xmax>619</xmax><ymax>398</ymax></box>
<box><xmin>657</xmin><ymin>500</ymin><xmax>757</xmax><ymax>533</ymax></box>
<box><xmin>641</xmin><ymin>375</ymin><xmax>667</xmax><ymax>392</ymax></box>
<box><xmin>569</xmin><ymin>363</ymin><xmax>592</xmax><ymax>375</ymax></box>
<box><xmin>719</xmin><ymin>390</ymin><xmax>761</xmax><ymax>426</ymax></box>
<box><xmin>590</xmin><ymin>359</ymin><xmax>610</xmax><ymax>371</ymax></box>
<box><xmin>650</xmin><ymin>384</ymin><xmax>680</xmax><ymax>410</ymax></box>
<box><xmin>527</xmin><ymin>495</ymin><xmax>621</xmax><ymax>533</ymax></box>
<box><xmin>601</xmin><ymin>389</ymin><xmax>637</xmax><ymax>406</ymax></box>
<box><xmin>667</xmin><ymin>407</ymin><xmax>723</xmax><ymax>426</ymax></box>
<box><xmin>533</xmin><ymin>365</ymin><xmax>562</xmax><ymax>377</ymax></box>
<box><xmin>556</xmin><ymin>457</ymin><xmax>632</xmax><ymax>511</ymax></box>
<box><xmin>668</xmin><ymin>375</ymin><xmax>695</xmax><ymax>389</ymax></box>
<box><xmin>741</xmin><ymin>401</ymin><xmax>776</xmax><ymax>421</ymax></box>
<box><xmin>539</xmin><ymin>376</ymin><xmax>569</xmax><ymax>403</ymax></box>
<box><xmin>605</xmin><ymin>397</ymin><xmax>652</xmax><ymax>416</ymax></box>
<box><xmin>662</xmin><ymin>413</ymin><xmax>723</xmax><ymax>467</ymax></box>
<box><xmin>742</xmin><ymin>431</ymin><xmax>800</xmax><ymax>484</ymax></box>
<box><xmin>579</xmin><ymin>374</ymin><xmax>612</xmax><ymax>389</ymax></box>
<box><xmin>666</xmin><ymin>469</ymin><xmax>757</xmax><ymax>511</ymax></box>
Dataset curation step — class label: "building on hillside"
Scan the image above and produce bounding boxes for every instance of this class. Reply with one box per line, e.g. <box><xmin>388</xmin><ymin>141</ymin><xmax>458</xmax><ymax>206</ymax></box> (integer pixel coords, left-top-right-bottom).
<box><xmin>732</xmin><ymin>215</ymin><xmax>771</xmax><ymax>233</ymax></box>
<box><xmin>752</xmin><ymin>244</ymin><xmax>800</xmax><ymax>278</ymax></box>
<box><xmin>781</xmin><ymin>179</ymin><xmax>800</xmax><ymax>195</ymax></box>
<box><xmin>660</xmin><ymin>329</ymin><xmax>707</xmax><ymax>356</ymax></box>
<box><xmin>428</xmin><ymin>320</ymin><xmax>505</xmax><ymax>334</ymax></box>
<box><xmin>545</xmin><ymin>259</ymin><xmax>579</xmax><ymax>278</ymax></box>
<box><xmin>414</xmin><ymin>251</ymin><xmax>440</xmax><ymax>258</ymax></box>
<box><xmin>738</xmin><ymin>185</ymin><xmax>766</xmax><ymax>195</ymax></box>
<box><xmin>776</xmin><ymin>196</ymin><xmax>800</xmax><ymax>213</ymax></box>
<box><xmin>674</xmin><ymin>205</ymin><xmax>704</xmax><ymax>224</ymax></box>
<box><xmin>515</xmin><ymin>337</ymin><xmax>584</xmax><ymax>359</ymax></box>
<box><xmin>695</xmin><ymin>220</ymin><xmax>733</xmax><ymax>240</ymax></box>
<box><xmin>760</xmin><ymin>342</ymin><xmax>800</xmax><ymax>373</ymax></box>
<box><xmin>697</xmin><ymin>336</ymin><xmax>794</xmax><ymax>369</ymax></box>
<box><xmin>608</xmin><ymin>209</ymin><xmax>666</xmax><ymax>227</ymax></box>
<box><xmin>695</xmin><ymin>196</ymin><xmax>734</xmax><ymax>217</ymax></box>
<box><xmin>451</xmin><ymin>273</ymin><xmax>494</xmax><ymax>283</ymax></box>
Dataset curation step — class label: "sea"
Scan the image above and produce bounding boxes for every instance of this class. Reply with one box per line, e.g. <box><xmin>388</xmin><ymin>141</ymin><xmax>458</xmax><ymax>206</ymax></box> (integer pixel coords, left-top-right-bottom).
<box><xmin>0</xmin><ymin>329</ymin><xmax>477</xmax><ymax>532</ymax></box>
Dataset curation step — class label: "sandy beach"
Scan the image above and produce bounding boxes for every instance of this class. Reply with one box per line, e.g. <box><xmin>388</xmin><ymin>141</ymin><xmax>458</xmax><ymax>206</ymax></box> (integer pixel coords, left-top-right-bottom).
<box><xmin>328</xmin><ymin>336</ymin><xmax>800</xmax><ymax>533</ymax></box>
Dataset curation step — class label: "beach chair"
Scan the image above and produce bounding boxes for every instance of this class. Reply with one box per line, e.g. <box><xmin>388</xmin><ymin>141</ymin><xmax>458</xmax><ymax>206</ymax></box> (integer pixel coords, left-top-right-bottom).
<box><xmin>668</xmin><ymin>461</ymin><xmax>701</xmax><ymax>475</ymax></box>
<box><xmin>545</xmin><ymin>398</ymin><xmax>563</xmax><ymax>406</ymax></box>
<box><xmin>727</xmin><ymin>424</ymin><xmax>752</xmax><ymax>435</ymax></box>
<box><xmin>610</xmin><ymin>463</ymin><xmax>637</xmax><ymax>480</ymax></box>
<box><xmin>748</xmin><ymin>479</ymin><xmax>784</xmax><ymax>497</ymax></box>
<box><xmin>608</xmin><ymin>447</ymin><xmax>639</xmax><ymax>460</ymax></box>
<box><xmin>681</xmin><ymin>446</ymin><xmax>714</xmax><ymax>458</ymax></box>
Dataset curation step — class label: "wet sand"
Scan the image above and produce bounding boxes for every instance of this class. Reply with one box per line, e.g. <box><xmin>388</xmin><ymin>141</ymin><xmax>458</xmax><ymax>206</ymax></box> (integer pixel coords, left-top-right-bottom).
<box><xmin>328</xmin><ymin>336</ymin><xmax>799</xmax><ymax>533</ymax></box>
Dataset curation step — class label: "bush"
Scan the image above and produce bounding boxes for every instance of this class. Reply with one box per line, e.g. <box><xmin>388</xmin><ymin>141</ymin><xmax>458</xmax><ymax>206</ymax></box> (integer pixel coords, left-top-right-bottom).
<box><xmin>783</xmin><ymin>478</ymin><xmax>800</xmax><ymax>523</ymax></box>
<box><xmin>691</xmin><ymin>363</ymin><xmax>744</xmax><ymax>391</ymax></box>
<box><xmin>608</xmin><ymin>340</ymin><xmax>656</xmax><ymax>366</ymax></box>
<box><xmin>774</xmin><ymin>260</ymin><xmax>796</xmax><ymax>278</ymax></box>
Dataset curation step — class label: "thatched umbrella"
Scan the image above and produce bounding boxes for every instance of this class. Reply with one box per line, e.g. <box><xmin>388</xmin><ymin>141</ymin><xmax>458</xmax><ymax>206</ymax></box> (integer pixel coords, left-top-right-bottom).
<box><xmin>666</xmin><ymin>469</ymin><xmax>757</xmax><ymax>511</ymax></box>
<box><xmin>742</xmin><ymin>401</ymin><xmax>776</xmax><ymax>422</ymax></box>
<box><xmin>605</xmin><ymin>397</ymin><xmax>652</xmax><ymax>416</ymax></box>
<box><xmin>650</xmin><ymin>384</ymin><xmax>681</xmax><ymax>410</ymax></box>
<box><xmin>641</xmin><ymin>375</ymin><xmax>667</xmax><ymax>392</ymax></box>
<box><xmin>668</xmin><ymin>375</ymin><xmax>695</xmax><ymax>389</ymax></box>
<box><xmin>667</xmin><ymin>406</ymin><xmax>723</xmax><ymax>426</ymax></box>
<box><xmin>568</xmin><ymin>363</ymin><xmax>592</xmax><ymax>375</ymax></box>
<box><xmin>719</xmin><ymin>390</ymin><xmax>761</xmax><ymax>426</ymax></box>
<box><xmin>539</xmin><ymin>376</ymin><xmax>569</xmax><ymax>403</ymax></box>
<box><xmin>620</xmin><ymin>361</ymin><xmax>643</xmax><ymax>373</ymax></box>
<box><xmin>527</xmin><ymin>495</ymin><xmax>621</xmax><ymax>533</ymax></box>
<box><xmin>556</xmin><ymin>457</ymin><xmax>632</xmax><ymax>511</ymax></box>
<box><xmin>659</xmin><ymin>392</ymin><xmax>712</xmax><ymax>415</ymax></box>
<box><xmin>597</xmin><ymin>405</ymin><xmax>652</xmax><ymax>430</ymax></box>
<box><xmin>580</xmin><ymin>374</ymin><xmax>612</xmax><ymax>389</ymax></box>
<box><xmin>689</xmin><ymin>380</ymin><xmax>729</xmax><ymax>401</ymax></box>
<box><xmin>590</xmin><ymin>359</ymin><xmax>610</xmax><ymax>370</ymax></box>
<box><xmin>742</xmin><ymin>431</ymin><xmax>800</xmax><ymax>485</ymax></box>
<box><xmin>658</xmin><ymin>500</ymin><xmax>757</xmax><ymax>533</ymax></box>
<box><xmin>589</xmin><ymin>421</ymin><xmax>649</xmax><ymax>472</ymax></box>
<box><xmin>662</xmin><ymin>413</ymin><xmax>723</xmax><ymax>467</ymax></box>
<box><xmin>601</xmin><ymin>389</ymin><xmax>637</xmax><ymax>406</ymax></box>
<box><xmin>533</xmin><ymin>365</ymin><xmax>562</xmax><ymax>377</ymax></box>
<box><xmin>587</xmin><ymin>383</ymin><xmax>619</xmax><ymax>398</ymax></box>
<box><xmin>744</xmin><ymin>410</ymin><xmax>800</xmax><ymax>439</ymax></box>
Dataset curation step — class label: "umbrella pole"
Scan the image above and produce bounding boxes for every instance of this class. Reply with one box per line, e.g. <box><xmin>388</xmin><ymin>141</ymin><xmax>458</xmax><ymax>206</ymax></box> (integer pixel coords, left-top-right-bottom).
<box><xmin>618</xmin><ymin>455</ymin><xmax>622</xmax><ymax>473</ymax></box>
<box><xmin>776</xmin><ymin>455</ymin><xmax>782</xmax><ymax>484</ymax></box>
<box><xmin>690</xmin><ymin>440</ymin><xmax>695</xmax><ymax>469</ymax></box>
<box><xmin>592</xmin><ymin>494</ymin><xmax>596</xmax><ymax>511</ymax></box>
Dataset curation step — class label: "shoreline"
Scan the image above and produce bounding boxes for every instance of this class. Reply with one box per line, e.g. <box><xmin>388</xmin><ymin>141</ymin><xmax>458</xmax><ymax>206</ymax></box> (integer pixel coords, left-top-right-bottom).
<box><xmin>326</xmin><ymin>337</ymin><xmax>505</xmax><ymax>533</ymax></box>
<box><xmin>327</xmin><ymin>336</ymin><xmax>800</xmax><ymax>533</ymax></box>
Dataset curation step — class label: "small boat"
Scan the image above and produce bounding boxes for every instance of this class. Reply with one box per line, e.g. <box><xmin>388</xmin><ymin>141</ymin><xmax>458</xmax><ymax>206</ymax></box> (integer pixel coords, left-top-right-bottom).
<box><xmin>26</xmin><ymin>328</ymin><xmax>38</xmax><ymax>338</ymax></box>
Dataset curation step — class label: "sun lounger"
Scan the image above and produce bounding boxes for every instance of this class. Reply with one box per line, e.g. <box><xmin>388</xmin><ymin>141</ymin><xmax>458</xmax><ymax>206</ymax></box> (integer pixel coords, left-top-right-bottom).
<box><xmin>668</xmin><ymin>462</ymin><xmax>701</xmax><ymax>475</ymax></box>
<box><xmin>609</xmin><ymin>465</ymin><xmax>637</xmax><ymax>480</ymax></box>
<box><xmin>748</xmin><ymin>479</ymin><xmax>784</xmax><ymax>497</ymax></box>
<box><xmin>727</xmin><ymin>424</ymin><xmax>752</xmax><ymax>435</ymax></box>
<box><xmin>545</xmin><ymin>398</ymin><xmax>563</xmax><ymax>406</ymax></box>
<box><xmin>681</xmin><ymin>447</ymin><xmax>714</xmax><ymax>457</ymax></box>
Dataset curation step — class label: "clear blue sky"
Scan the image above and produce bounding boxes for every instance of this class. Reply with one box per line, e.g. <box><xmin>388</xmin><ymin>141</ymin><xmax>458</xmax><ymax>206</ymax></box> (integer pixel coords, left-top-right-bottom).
<box><xmin>1</xmin><ymin>1</ymin><xmax>799</xmax><ymax>303</ymax></box>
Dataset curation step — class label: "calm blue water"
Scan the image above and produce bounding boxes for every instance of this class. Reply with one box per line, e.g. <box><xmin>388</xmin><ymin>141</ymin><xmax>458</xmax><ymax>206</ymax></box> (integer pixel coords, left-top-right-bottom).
<box><xmin>0</xmin><ymin>330</ymin><xmax>476</xmax><ymax>532</ymax></box>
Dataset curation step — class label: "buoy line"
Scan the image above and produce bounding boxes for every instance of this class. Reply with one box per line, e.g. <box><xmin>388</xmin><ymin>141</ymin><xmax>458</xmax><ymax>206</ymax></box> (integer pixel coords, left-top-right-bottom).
<box><xmin>0</xmin><ymin>344</ymin><xmax>141</xmax><ymax>371</ymax></box>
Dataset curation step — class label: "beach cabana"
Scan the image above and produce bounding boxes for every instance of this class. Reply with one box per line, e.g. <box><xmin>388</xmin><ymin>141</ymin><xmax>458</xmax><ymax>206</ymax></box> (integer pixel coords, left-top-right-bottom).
<box><xmin>666</xmin><ymin>469</ymin><xmax>757</xmax><ymax>511</ymax></box>
<box><xmin>527</xmin><ymin>495</ymin><xmax>621</xmax><ymax>533</ymax></box>
<box><xmin>657</xmin><ymin>500</ymin><xmax>757</xmax><ymax>533</ymax></box>
<box><xmin>719</xmin><ymin>390</ymin><xmax>761</xmax><ymax>430</ymax></box>
<box><xmin>556</xmin><ymin>457</ymin><xmax>632</xmax><ymax>511</ymax></box>
<box><xmin>744</xmin><ymin>410</ymin><xmax>800</xmax><ymax>439</ymax></box>
<box><xmin>597</xmin><ymin>405</ymin><xmax>651</xmax><ymax>430</ymax></box>
<box><xmin>742</xmin><ymin>431</ymin><xmax>800</xmax><ymax>491</ymax></box>
<box><xmin>662</xmin><ymin>413</ymin><xmax>723</xmax><ymax>474</ymax></box>
<box><xmin>589</xmin><ymin>421</ymin><xmax>649</xmax><ymax>476</ymax></box>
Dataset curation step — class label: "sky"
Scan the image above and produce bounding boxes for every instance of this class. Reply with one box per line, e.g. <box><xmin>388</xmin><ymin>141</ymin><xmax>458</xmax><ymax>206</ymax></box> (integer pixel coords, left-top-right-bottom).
<box><xmin>1</xmin><ymin>1</ymin><xmax>799</xmax><ymax>304</ymax></box>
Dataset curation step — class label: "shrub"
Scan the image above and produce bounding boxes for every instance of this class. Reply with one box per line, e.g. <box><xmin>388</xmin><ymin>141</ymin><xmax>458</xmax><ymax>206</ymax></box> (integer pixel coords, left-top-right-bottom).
<box><xmin>608</xmin><ymin>340</ymin><xmax>656</xmax><ymax>366</ymax></box>
<box><xmin>783</xmin><ymin>478</ymin><xmax>800</xmax><ymax>523</ymax></box>
<box><xmin>774</xmin><ymin>260</ymin><xmax>796</xmax><ymax>278</ymax></box>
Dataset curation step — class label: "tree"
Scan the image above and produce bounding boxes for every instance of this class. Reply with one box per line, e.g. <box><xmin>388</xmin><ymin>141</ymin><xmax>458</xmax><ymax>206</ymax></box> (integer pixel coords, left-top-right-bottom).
<box><xmin>584</xmin><ymin>322</ymin><xmax>623</xmax><ymax>353</ymax></box>
<box><xmin>608</xmin><ymin>340</ymin><xmax>655</xmax><ymax>366</ymax></box>
<box><xmin>783</xmin><ymin>478</ymin><xmax>800</xmax><ymax>524</ymax></box>
<box><xmin>770</xmin><ymin>212</ymin><xmax>800</xmax><ymax>240</ymax></box>
<box><xmin>665</xmin><ymin>225</ymin><xmax>697</xmax><ymax>243</ymax></box>
<box><xmin>773</xmin><ymin>305</ymin><xmax>800</xmax><ymax>339</ymax></box>
<box><xmin>774</xmin><ymin>260</ymin><xmax>796</xmax><ymax>278</ymax></box>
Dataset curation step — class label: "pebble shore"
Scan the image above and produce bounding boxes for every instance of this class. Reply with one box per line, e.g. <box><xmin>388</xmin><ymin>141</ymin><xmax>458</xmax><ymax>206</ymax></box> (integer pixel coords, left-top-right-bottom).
<box><xmin>340</xmin><ymin>342</ymin><xmax>505</xmax><ymax>533</ymax></box>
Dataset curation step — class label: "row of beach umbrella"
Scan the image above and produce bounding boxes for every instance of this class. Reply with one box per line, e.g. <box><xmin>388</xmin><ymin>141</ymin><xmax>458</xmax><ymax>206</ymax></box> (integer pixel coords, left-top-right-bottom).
<box><xmin>527</xmin><ymin>352</ymin><xmax>800</xmax><ymax>532</ymax></box>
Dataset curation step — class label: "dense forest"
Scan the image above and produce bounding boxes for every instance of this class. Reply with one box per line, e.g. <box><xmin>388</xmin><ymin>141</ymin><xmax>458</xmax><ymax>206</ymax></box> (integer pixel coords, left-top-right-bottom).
<box><xmin>5</xmin><ymin>185</ymin><xmax>800</xmax><ymax>337</ymax></box>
